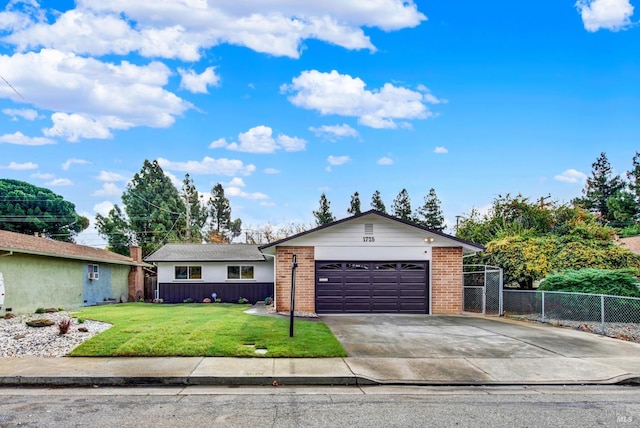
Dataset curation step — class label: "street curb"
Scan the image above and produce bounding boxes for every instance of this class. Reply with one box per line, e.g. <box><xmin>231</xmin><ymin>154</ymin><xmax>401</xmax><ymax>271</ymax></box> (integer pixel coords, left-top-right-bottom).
<box><xmin>2</xmin><ymin>374</ymin><xmax>639</xmax><ymax>388</ymax></box>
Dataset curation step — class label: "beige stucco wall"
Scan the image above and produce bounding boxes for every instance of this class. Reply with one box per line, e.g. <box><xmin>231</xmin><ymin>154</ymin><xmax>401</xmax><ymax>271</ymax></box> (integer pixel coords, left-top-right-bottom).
<box><xmin>0</xmin><ymin>253</ymin><xmax>129</xmax><ymax>314</ymax></box>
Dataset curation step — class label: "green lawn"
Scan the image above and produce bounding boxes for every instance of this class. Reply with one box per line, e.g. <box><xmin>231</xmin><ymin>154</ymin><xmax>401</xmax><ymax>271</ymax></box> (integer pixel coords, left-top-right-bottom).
<box><xmin>70</xmin><ymin>303</ymin><xmax>346</xmax><ymax>358</ymax></box>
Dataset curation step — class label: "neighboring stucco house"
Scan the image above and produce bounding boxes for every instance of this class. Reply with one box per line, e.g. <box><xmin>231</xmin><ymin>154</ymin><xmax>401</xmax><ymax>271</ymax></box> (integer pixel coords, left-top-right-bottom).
<box><xmin>0</xmin><ymin>229</ymin><xmax>146</xmax><ymax>314</ymax></box>
<box><xmin>144</xmin><ymin>244</ymin><xmax>274</xmax><ymax>303</ymax></box>
<box><xmin>260</xmin><ymin>210</ymin><xmax>485</xmax><ymax>315</ymax></box>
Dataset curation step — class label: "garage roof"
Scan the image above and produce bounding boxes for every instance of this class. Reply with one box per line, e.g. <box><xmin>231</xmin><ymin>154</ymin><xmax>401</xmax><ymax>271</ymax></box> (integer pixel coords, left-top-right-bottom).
<box><xmin>145</xmin><ymin>244</ymin><xmax>267</xmax><ymax>262</ymax></box>
<box><xmin>259</xmin><ymin>209</ymin><xmax>485</xmax><ymax>254</ymax></box>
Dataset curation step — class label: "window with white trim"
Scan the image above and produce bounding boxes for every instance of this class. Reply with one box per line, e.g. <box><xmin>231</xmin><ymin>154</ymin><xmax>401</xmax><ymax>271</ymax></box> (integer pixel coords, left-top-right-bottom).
<box><xmin>88</xmin><ymin>264</ymin><xmax>99</xmax><ymax>280</ymax></box>
<box><xmin>227</xmin><ymin>265</ymin><xmax>254</xmax><ymax>280</ymax></box>
<box><xmin>174</xmin><ymin>266</ymin><xmax>202</xmax><ymax>280</ymax></box>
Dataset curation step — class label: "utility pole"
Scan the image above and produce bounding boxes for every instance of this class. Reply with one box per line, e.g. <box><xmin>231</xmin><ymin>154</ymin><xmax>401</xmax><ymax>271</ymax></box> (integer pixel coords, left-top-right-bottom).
<box><xmin>538</xmin><ymin>194</ymin><xmax>552</xmax><ymax>209</ymax></box>
<box><xmin>184</xmin><ymin>196</ymin><xmax>191</xmax><ymax>242</ymax></box>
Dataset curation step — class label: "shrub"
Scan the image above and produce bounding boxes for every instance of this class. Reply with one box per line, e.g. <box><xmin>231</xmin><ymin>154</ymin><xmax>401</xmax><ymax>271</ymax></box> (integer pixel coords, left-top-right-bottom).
<box><xmin>77</xmin><ymin>318</ymin><xmax>85</xmax><ymax>324</ymax></box>
<box><xmin>35</xmin><ymin>307</ymin><xmax>45</xmax><ymax>314</ymax></box>
<box><xmin>57</xmin><ymin>318</ymin><xmax>72</xmax><ymax>335</ymax></box>
<box><xmin>539</xmin><ymin>269</ymin><xmax>640</xmax><ymax>297</ymax></box>
<box><xmin>619</xmin><ymin>224</ymin><xmax>640</xmax><ymax>238</ymax></box>
<box><xmin>57</xmin><ymin>307</ymin><xmax>64</xmax><ymax>312</ymax></box>
<box><xmin>183</xmin><ymin>298</ymin><xmax>194</xmax><ymax>303</ymax></box>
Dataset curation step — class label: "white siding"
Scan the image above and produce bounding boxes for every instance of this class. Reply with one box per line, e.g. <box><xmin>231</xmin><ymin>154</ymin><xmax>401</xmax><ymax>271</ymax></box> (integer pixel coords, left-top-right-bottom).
<box><xmin>277</xmin><ymin>216</ymin><xmax>443</xmax><ymax>261</ymax></box>
<box><xmin>156</xmin><ymin>260</ymin><xmax>274</xmax><ymax>283</ymax></box>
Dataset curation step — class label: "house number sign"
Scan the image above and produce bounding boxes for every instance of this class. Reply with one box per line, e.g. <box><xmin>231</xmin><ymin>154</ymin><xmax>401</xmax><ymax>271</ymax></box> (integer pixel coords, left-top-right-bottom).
<box><xmin>362</xmin><ymin>236</ymin><xmax>375</xmax><ymax>242</ymax></box>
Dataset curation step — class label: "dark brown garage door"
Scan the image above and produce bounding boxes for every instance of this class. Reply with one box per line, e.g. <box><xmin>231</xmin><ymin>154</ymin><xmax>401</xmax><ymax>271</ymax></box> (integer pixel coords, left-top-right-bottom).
<box><xmin>315</xmin><ymin>261</ymin><xmax>429</xmax><ymax>314</ymax></box>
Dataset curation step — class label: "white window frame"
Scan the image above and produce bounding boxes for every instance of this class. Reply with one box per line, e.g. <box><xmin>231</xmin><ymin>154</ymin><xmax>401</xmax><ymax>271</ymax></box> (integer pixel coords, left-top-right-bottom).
<box><xmin>88</xmin><ymin>264</ymin><xmax>99</xmax><ymax>280</ymax></box>
<box><xmin>174</xmin><ymin>265</ymin><xmax>203</xmax><ymax>280</ymax></box>
<box><xmin>227</xmin><ymin>265</ymin><xmax>255</xmax><ymax>280</ymax></box>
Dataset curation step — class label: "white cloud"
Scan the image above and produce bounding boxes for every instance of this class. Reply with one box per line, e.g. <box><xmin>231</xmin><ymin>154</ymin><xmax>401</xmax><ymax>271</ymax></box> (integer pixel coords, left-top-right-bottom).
<box><xmin>377</xmin><ymin>156</ymin><xmax>394</xmax><ymax>165</ymax></box>
<box><xmin>263</xmin><ymin>168</ymin><xmax>280</xmax><ymax>174</ymax></box>
<box><xmin>178</xmin><ymin>66</ymin><xmax>220</xmax><ymax>94</ymax></box>
<box><xmin>0</xmin><ymin>49</ymin><xmax>191</xmax><ymax>142</ymax></box>
<box><xmin>91</xmin><ymin>182</ymin><xmax>122</xmax><ymax>197</ymax></box>
<box><xmin>555</xmin><ymin>168</ymin><xmax>588</xmax><ymax>183</ymax></box>
<box><xmin>260</xmin><ymin>201</ymin><xmax>276</xmax><ymax>207</ymax></box>
<box><xmin>309</xmin><ymin>123</ymin><xmax>359</xmax><ymax>141</ymax></box>
<box><xmin>227</xmin><ymin>177</ymin><xmax>246</xmax><ymax>187</ymax></box>
<box><xmin>62</xmin><ymin>158</ymin><xmax>90</xmax><ymax>170</ymax></box>
<box><xmin>96</xmin><ymin>170</ymin><xmax>127</xmax><ymax>182</ymax></box>
<box><xmin>434</xmin><ymin>146</ymin><xmax>448</xmax><ymax>154</ymax></box>
<box><xmin>4</xmin><ymin>2</ymin><xmax>425</xmax><ymax>60</ymax></box>
<box><xmin>46</xmin><ymin>178</ymin><xmax>73</xmax><ymax>186</ymax></box>
<box><xmin>327</xmin><ymin>155</ymin><xmax>351</xmax><ymax>166</ymax></box>
<box><xmin>93</xmin><ymin>200</ymin><xmax>115</xmax><ymax>216</ymax></box>
<box><xmin>282</xmin><ymin>70</ymin><xmax>441</xmax><ymax>128</ymax></box>
<box><xmin>157</xmin><ymin>156</ymin><xmax>256</xmax><ymax>176</ymax></box>
<box><xmin>0</xmin><ymin>131</ymin><xmax>55</xmax><ymax>145</ymax></box>
<box><xmin>2</xmin><ymin>108</ymin><xmax>41</xmax><ymax>120</ymax></box>
<box><xmin>31</xmin><ymin>172</ymin><xmax>54</xmax><ymax>179</ymax></box>
<box><xmin>575</xmin><ymin>0</ymin><xmax>634</xmax><ymax>32</ymax></box>
<box><xmin>1</xmin><ymin>161</ymin><xmax>38</xmax><ymax>170</ymax></box>
<box><xmin>214</xmin><ymin>125</ymin><xmax>307</xmax><ymax>154</ymax></box>
<box><xmin>226</xmin><ymin>187</ymin><xmax>269</xmax><ymax>200</ymax></box>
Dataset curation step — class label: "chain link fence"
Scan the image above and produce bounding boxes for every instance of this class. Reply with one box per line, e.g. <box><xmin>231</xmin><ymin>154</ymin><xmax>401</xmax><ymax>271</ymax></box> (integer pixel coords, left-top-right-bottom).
<box><xmin>463</xmin><ymin>265</ymin><xmax>503</xmax><ymax>315</ymax></box>
<box><xmin>503</xmin><ymin>290</ymin><xmax>640</xmax><ymax>338</ymax></box>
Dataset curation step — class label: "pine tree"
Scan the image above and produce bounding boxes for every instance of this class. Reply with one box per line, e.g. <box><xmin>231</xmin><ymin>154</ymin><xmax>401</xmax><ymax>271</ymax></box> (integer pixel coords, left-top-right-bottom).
<box><xmin>575</xmin><ymin>152</ymin><xmax>624</xmax><ymax>221</ymax></box>
<box><xmin>207</xmin><ymin>183</ymin><xmax>233</xmax><ymax>243</ymax></box>
<box><xmin>415</xmin><ymin>188</ymin><xmax>445</xmax><ymax>231</ymax></box>
<box><xmin>392</xmin><ymin>188</ymin><xmax>413</xmax><ymax>221</ymax></box>
<box><xmin>181</xmin><ymin>173</ymin><xmax>208</xmax><ymax>243</ymax></box>
<box><xmin>347</xmin><ymin>191</ymin><xmax>361</xmax><ymax>215</ymax></box>
<box><xmin>627</xmin><ymin>151</ymin><xmax>640</xmax><ymax>208</ymax></box>
<box><xmin>122</xmin><ymin>159</ymin><xmax>187</xmax><ymax>252</ymax></box>
<box><xmin>313</xmin><ymin>193</ymin><xmax>335</xmax><ymax>226</ymax></box>
<box><xmin>370</xmin><ymin>190</ymin><xmax>386</xmax><ymax>213</ymax></box>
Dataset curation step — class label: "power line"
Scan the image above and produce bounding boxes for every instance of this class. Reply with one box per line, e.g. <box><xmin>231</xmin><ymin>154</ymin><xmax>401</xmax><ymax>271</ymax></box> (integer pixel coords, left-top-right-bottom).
<box><xmin>0</xmin><ymin>74</ymin><xmax>24</xmax><ymax>100</ymax></box>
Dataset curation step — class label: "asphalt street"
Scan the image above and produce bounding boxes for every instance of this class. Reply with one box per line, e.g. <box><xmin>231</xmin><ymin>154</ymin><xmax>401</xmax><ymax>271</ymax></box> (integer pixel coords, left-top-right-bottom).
<box><xmin>0</xmin><ymin>385</ymin><xmax>638</xmax><ymax>427</ymax></box>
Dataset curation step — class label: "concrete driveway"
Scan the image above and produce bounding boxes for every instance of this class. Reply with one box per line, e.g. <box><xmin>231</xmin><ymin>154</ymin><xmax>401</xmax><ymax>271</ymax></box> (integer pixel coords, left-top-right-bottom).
<box><xmin>321</xmin><ymin>314</ymin><xmax>640</xmax><ymax>384</ymax></box>
<box><xmin>321</xmin><ymin>314</ymin><xmax>637</xmax><ymax>359</ymax></box>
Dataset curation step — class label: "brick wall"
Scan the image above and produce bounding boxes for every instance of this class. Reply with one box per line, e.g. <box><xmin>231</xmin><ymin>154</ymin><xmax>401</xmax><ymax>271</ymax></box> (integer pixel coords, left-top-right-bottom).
<box><xmin>431</xmin><ymin>246</ymin><xmax>463</xmax><ymax>314</ymax></box>
<box><xmin>127</xmin><ymin>245</ymin><xmax>144</xmax><ymax>301</ymax></box>
<box><xmin>275</xmin><ymin>246</ymin><xmax>315</xmax><ymax>313</ymax></box>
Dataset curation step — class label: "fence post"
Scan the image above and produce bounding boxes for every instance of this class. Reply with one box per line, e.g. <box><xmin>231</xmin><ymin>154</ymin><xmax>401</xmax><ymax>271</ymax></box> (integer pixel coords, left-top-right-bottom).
<box><xmin>601</xmin><ymin>295</ymin><xmax>606</xmax><ymax>335</ymax></box>
<box><xmin>541</xmin><ymin>291</ymin><xmax>545</xmax><ymax>322</ymax></box>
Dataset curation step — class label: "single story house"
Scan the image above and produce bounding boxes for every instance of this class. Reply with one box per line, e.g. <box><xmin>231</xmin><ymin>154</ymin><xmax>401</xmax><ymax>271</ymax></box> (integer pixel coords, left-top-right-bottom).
<box><xmin>144</xmin><ymin>244</ymin><xmax>274</xmax><ymax>303</ymax></box>
<box><xmin>0</xmin><ymin>229</ymin><xmax>147</xmax><ymax>314</ymax></box>
<box><xmin>146</xmin><ymin>210</ymin><xmax>484</xmax><ymax>315</ymax></box>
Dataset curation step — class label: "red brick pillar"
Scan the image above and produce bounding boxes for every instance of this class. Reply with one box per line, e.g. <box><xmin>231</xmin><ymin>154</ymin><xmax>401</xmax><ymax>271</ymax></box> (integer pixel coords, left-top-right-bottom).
<box><xmin>128</xmin><ymin>246</ymin><xmax>144</xmax><ymax>301</ymax></box>
<box><xmin>431</xmin><ymin>247</ymin><xmax>463</xmax><ymax>314</ymax></box>
<box><xmin>275</xmin><ymin>246</ymin><xmax>315</xmax><ymax>313</ymax></box>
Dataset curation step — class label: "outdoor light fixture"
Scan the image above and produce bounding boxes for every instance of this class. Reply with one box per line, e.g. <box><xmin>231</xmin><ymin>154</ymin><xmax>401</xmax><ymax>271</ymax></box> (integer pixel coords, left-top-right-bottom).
<box><xmin>424</xmin><ymin>237</ymin><xmax>435</xmax><ymax>243</ymax></box>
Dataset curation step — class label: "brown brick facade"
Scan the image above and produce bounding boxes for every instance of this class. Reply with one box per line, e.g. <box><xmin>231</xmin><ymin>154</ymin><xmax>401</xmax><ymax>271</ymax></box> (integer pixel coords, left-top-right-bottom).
<box><xmin>431</xmin><ymin>246</ymin><xmax>463</xmax><ymax>314</ymax></box>
<box><xmin>275</xmin><ymin>246</ymin><xmax>315</xmax><ymax>313</ymax></box>
<box><xmin>127</xmin><ymin>246</ymin><xmax>144</xmax><ymax>301</ymax></box>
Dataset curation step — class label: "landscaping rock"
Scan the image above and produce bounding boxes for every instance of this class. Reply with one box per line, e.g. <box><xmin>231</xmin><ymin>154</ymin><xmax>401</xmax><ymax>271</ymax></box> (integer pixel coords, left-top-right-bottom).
<box><xmin>203</xmin><ymin>298</ymin><xmax>212</xmax><ymax>303</ymax></box>
<box><xmin>26</xmin><ymin>319</ymin><xmax>55</xmax><ymax>327</ymax></box>
<box><xmin>78</xmin><ymin>327</ymin><xmax>89</xmax><ymax>333</ymax></box>
<box><xmin>45</xmin><ymin>308</ymin><xmax>58</xmax><ymax>313</ymax></box>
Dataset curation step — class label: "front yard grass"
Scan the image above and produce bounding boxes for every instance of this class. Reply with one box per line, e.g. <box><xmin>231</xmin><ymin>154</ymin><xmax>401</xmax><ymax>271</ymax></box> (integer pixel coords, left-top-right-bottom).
<box><xmin>70</xmin><ymin>303</ymin><xmax>346</xmax><ymax>358</ymax></box>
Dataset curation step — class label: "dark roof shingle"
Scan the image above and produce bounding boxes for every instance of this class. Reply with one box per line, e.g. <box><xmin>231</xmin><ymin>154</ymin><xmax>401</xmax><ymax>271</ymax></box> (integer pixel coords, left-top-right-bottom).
<box><xmin>145</xmin><ymin>244</ymin><xmax>266</xmax><ymax>262</ymax></box>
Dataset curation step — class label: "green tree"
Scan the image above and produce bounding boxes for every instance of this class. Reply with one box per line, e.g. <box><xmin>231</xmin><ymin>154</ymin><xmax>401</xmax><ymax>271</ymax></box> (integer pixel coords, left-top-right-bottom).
<box><xmin>415</xmin><ymin>188</ymin><xmax>445</xmax><ymax>231</ymax></box>
<box><xmin>574</xmin><ymin>152</ymin><xmax>624</xmax><ymax>221</ymax></box>
<box><xmin>207</xmin><ymin>183</ymin><xmax>242</xmax><ymax>243</ymax></box>
<box><xmin>347</xmin><ymin>191</ymin><xmax>361</xmax><ymax>215</ymax></box>
<box><xmin>0</xmin><ymin>179</ymin><xmax>89</xmax><ymax>242</ymax></box>
<box><xmin>94</xmin><ymin>205</ymin><xmax>132</xmax><ymax>256</ymax></box>
<box><xmin>456</xmin><ymin>194</ymin><xmax>553</xmax><ymax>245</ymax></box>
<box><xmin>181</xmin><ymin>173</ymin><xmax>208</xmax><ymax>243</ymax></box>
<box><xmin>392</xmin><ymin>188</ymin><xmax>413</xmax><ymax>221</ymax></box>
<box><xmin>313</xmin><ymin>193</ymin><xmax>335</xmax><ymax>226</ymax></box>
<box><xmin>96</xmin><ymin>159</ymin><xmax>186</xmax><ymax>256</ymax></box>
<box><xmin>606</xmin><ymin>189</ymin><xmax>638</xmax><ymax>227</ymax></box>
<box><xmin>370</xmin><ymin>190</ymin><xmax>386</xmax><ymax>213</ymax></box>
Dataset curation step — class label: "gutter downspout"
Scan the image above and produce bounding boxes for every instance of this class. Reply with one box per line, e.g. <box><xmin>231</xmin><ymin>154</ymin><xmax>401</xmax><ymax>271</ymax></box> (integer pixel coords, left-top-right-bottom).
<box><xmin>0</xmin><ymin>251</ymin><xmax>13</xmax><ymax>257</ymax></box>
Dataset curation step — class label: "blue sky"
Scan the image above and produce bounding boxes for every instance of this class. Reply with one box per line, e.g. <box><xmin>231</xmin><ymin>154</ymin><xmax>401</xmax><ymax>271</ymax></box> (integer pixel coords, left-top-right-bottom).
<box><xmin>0</xmin><ymin>0</ymin><xmax>638</xmax><ymax>247</ymax></box>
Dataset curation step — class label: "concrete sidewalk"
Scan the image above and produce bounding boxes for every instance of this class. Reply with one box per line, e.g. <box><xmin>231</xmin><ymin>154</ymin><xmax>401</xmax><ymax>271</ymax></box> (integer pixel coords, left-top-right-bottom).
<box><xmin>1</xmin><ymin>355</ymin><xmax>639</xmax><ymax>387</ymax></box>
